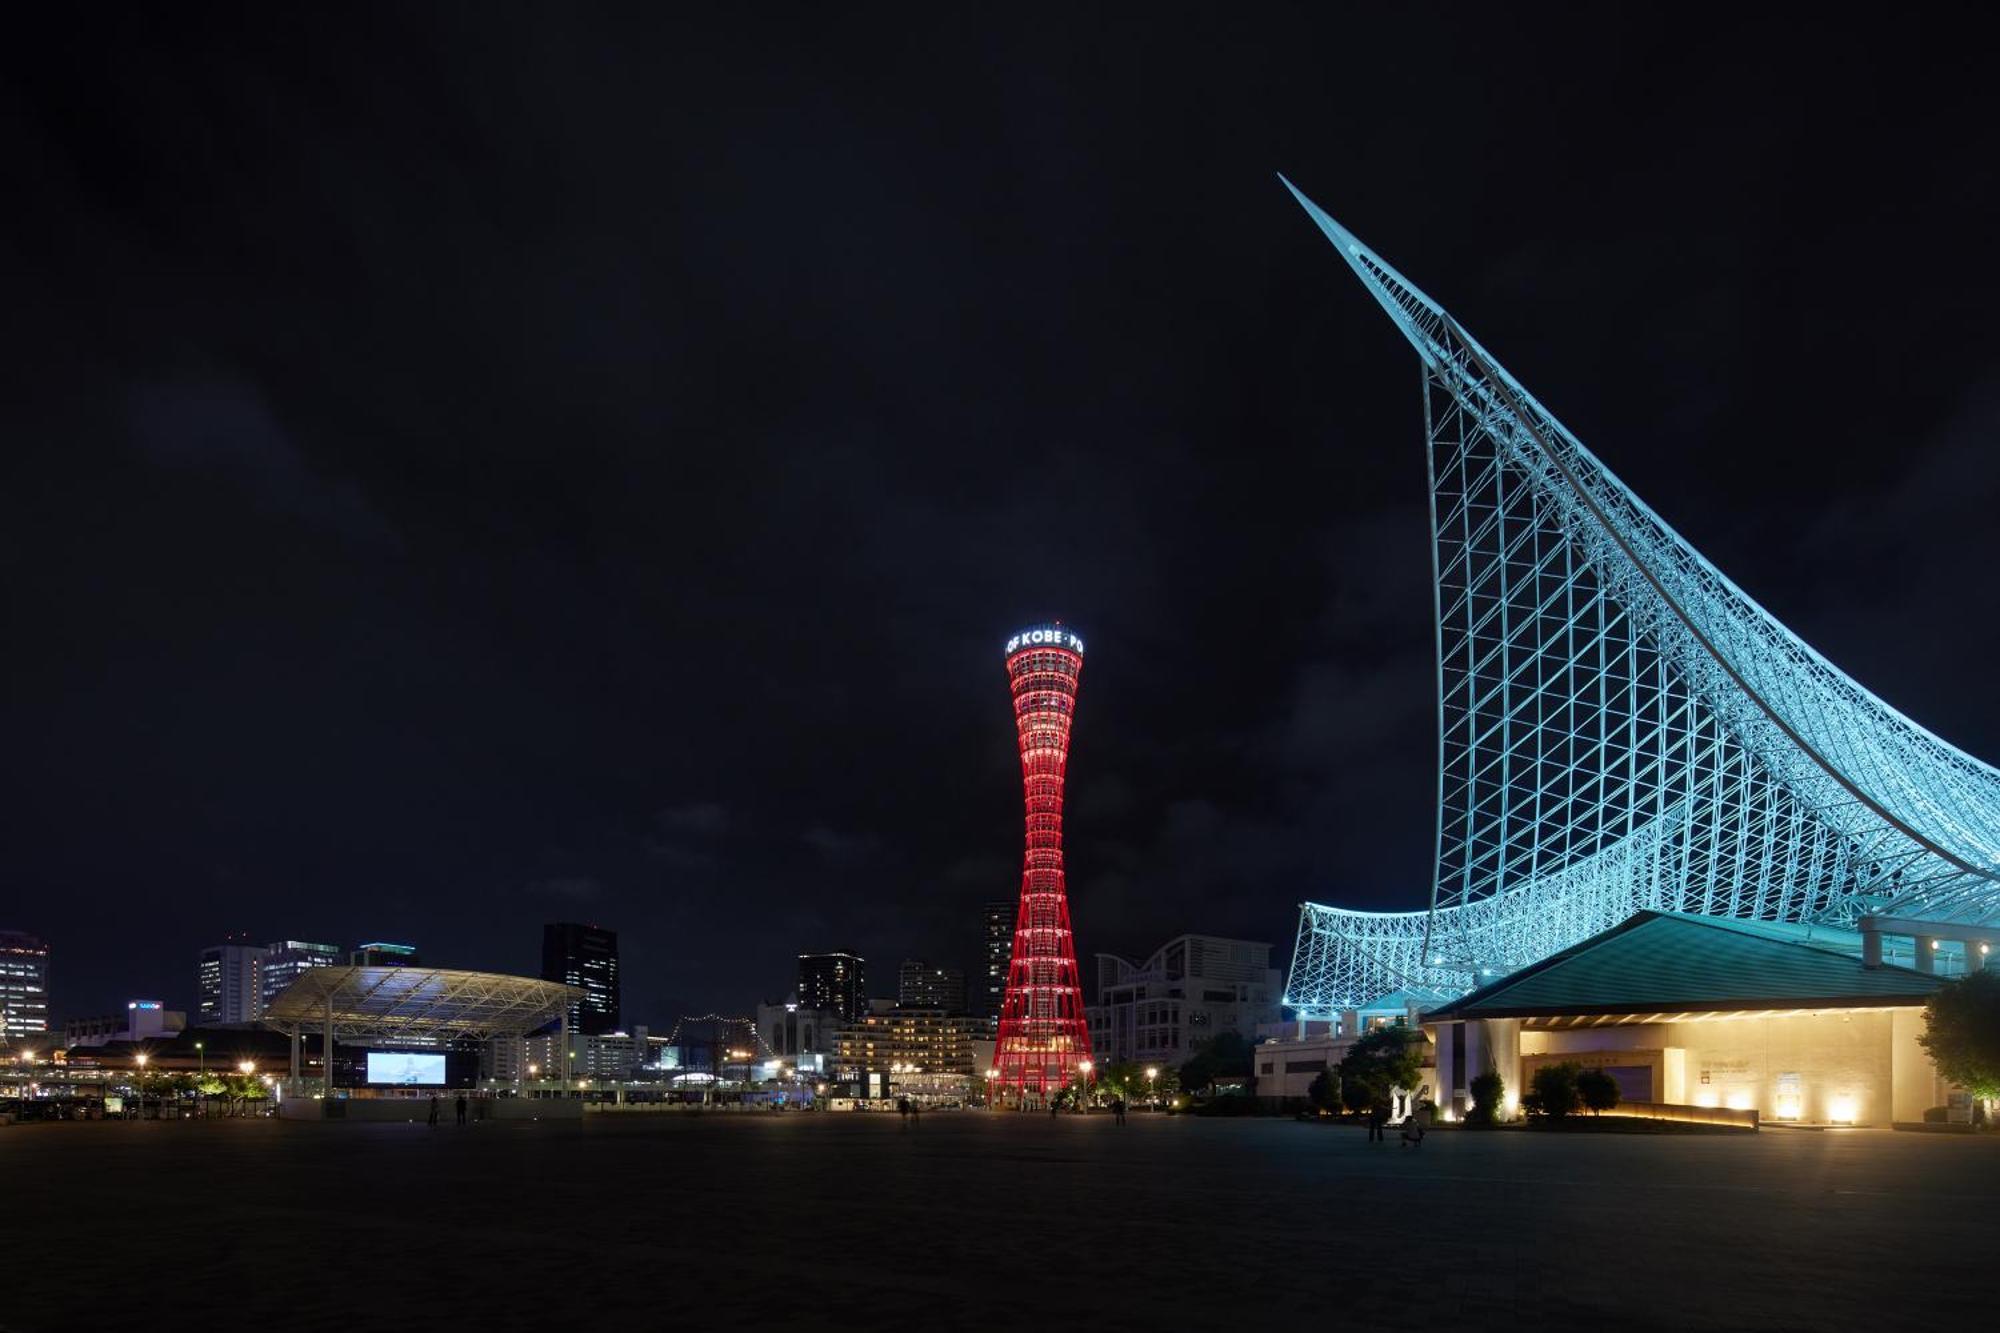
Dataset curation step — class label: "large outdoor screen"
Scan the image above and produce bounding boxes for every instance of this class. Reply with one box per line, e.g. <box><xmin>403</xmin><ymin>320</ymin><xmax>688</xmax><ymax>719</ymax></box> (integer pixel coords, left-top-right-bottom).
<box><xmin>366</xmin><ymin>1051</ymin><xmax>446</xmax><ymax>1085</ymax></box>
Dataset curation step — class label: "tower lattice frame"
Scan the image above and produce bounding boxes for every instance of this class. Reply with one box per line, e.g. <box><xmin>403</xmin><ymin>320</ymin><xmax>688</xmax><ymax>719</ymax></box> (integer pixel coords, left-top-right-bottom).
<box><xmin>993</xmin><ymin>625</ymin><xmax>1092</xmax><ymax>1095</ymax></box>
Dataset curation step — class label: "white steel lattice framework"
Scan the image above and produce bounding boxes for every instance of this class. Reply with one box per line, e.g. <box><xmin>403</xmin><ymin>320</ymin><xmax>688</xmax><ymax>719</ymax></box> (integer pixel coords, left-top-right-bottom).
<box><xmin>1279</xmin><ymin>177</ymin><xmax>2000</xmax><ymax>1014</ymax></box>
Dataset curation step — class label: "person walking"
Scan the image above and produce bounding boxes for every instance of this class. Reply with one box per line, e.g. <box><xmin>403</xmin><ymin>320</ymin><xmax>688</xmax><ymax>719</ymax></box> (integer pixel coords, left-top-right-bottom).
<box><xmin>455</xmin><ymin>1093</ymin><xmax>467</xmax><ymax>1127</ymax></box>
<box><xmin>1112</xmin><ymin>1097</ymin><xmax>1126</xmax><ymax>1126</ymax></box>
<box><xmin>1367</xmin><ymin>1103</ymin><xmax>1385</xmax><ymax>1142</ymax></box>
<box><xmin>426</xmin><ymin>1094</ymin><xmax>440</xmax><ymax>1128</ymax></box>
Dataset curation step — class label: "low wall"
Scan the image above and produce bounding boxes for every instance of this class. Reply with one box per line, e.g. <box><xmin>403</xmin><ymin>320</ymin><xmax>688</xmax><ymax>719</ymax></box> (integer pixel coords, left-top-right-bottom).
<box><xmin>1598</xmin><ymin>1100</ymin><xmax>1758</xmax><ymax>1129</ymax></box>
<box><xmin>280</xmin><ymin>1097</ymin><xmax>583</xmax><ymax>1122</ymax></box>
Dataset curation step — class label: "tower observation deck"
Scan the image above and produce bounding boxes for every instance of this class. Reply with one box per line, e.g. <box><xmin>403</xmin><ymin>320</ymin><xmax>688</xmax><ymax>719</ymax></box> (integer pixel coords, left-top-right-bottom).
<box><xmin>993</xmin><ymin>624</ymin><xmax>1092</xmax><ymax>1096</ymax></box>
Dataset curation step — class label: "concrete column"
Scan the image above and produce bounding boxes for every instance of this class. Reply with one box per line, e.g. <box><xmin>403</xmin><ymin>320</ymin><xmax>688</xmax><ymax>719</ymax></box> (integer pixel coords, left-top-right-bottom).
<box><xmin>322</xmin><ymin>997</ymin><xmax>335</xmax><ymax>1097</ymax></box>
<box><xmin>1975</xmin><ymin>942</ymin><xmax>1993</xmax><ymax>972</ymax></box>
<box><xmin>1860</xmin><ymin>918</ymin><xmax>1883</xmax><ymax>969</ymax></box>
<box><xmin>560</xmin><ymin>1009</ymin><xmax>572</xmax><ymax>1085</ymax></box>
<box><xmin>1915</xmin><ymin>937</ymin><xmax>1937</xmax><ymax>975</ymax></box>
<box><xmin>289</xmin><ymin>1025</ymin><xmax>302</xmax><ymax>1082</ymax></box>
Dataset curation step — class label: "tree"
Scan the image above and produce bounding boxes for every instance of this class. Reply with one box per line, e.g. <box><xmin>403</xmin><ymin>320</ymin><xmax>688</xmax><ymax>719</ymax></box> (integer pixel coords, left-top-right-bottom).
<box><xmin>1306</xmin><ymin>1067</ymin><xmax>1340</xmax><ymax>1115</ymax></box>
<box><xmin>1467</xmin><ymin>1070</ymin><xmax>1505</xmax><ymax>1127</ymax></box>
<box><xmin>1917</xmin><ymin>969</ymin><xmax>2000</xmax><ymax>1100</ymax></box>
<box><xmin>1526</xmin><ymin>1062</ymin><xmax>1581</xmax><ymax>1119</ymax></box>
<box><xmin>1576</xmin><ymin>1067</ymin><xmax>1620</xmax><ymax>1116</ymax></box>
<box><xmin>1179</xmin><ymin>1031</ymin><xmax>1254</xmax><ymax>1097</ymax></box>
<box><xmin>1336</xmin><ymin>1025</ymin><xmax>1423</xmax><ymax>1116</ymax></box>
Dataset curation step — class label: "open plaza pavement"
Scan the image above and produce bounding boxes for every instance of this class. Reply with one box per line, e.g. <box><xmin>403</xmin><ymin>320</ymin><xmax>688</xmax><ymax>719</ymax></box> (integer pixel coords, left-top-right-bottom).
<box><xmin>4</xmin><ymin>1112</ymin><xmax>1995</xmax><ymax>1331</ymax></box>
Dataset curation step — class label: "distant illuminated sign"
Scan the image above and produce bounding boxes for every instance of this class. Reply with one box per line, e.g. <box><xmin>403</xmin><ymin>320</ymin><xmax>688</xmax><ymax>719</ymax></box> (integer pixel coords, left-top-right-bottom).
<box><xmin>1005</xmin><ymin>628</ymin><xmax>1084</xmax><ymax>655</ymax></box>
<box><xmin>127</xmin><ymin>1001</ymin><xmax>162</xmax><ymax>1010</ymax></box>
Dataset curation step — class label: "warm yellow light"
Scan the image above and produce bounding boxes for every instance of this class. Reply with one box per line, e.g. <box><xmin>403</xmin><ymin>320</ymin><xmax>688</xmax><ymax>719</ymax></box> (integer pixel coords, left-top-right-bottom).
<box><xmin>984</xmin><ymin>1068</ymin><xmax>998</xmax><ymax>1080</ymax></box>
<box><xmin>1079</xmin><ymin>1060</ymin><xmax>1094</xmax><ymax>1075</ymax></box>
<box><xmin>19</xmin><ymin>1051</ymin><xmax>34</xmax><ymax>1064</ymax></box>
<box><xmin>528</xmin><ymin>1064</ymin><xmax>539</xmax><ymax>1076</ymax></box>
<box><xmin>1775</xmin><ymin>1094</ymin><xmax>1801</xmax><ymax>1121</ymax></box>
<box><xmin>135</xmin><ymin>1053</ymin><xmax>149</xmax><ymax>1069</ymax></box>
<box><xmin>1145</xmin><ymin>1066</ymin><xmax>1158</xmax><ymax>1080</ymax></box>
<box><xmin>1829</xmin><ymin>1094</ymin><xmax>1857</xmax><ymax>1124</ymax></box>
<box><xmin>1693</xmin><ymin>1089</ymin><xmax>1719</xmax><ymax>1108</ymax></box>
<box><xmin>239</xmin><ymin>1060</ymin><xmax>255</xmax><ymax>1075</ymax></box>
<box><xmin>1725</xmin><ymin>1090</ymin><xmax>1754</xmax><ymax>1112</ymax></box>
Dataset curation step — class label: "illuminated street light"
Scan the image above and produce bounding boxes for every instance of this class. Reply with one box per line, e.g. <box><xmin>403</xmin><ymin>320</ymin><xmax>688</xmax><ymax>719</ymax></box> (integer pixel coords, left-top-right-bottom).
<box><xmin>239</xmin><ymin>1060</ymin><xmax>255</xmax><ymax>1075</ymax></box>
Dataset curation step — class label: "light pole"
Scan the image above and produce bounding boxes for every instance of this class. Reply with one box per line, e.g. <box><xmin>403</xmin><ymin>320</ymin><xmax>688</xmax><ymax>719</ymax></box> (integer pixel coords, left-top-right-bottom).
<box><xmin>135</xmin><ymin>1052</ymin><xmax>149</xmax><ymax>1120</ymax></box>
<box><xmin>1146</xmin><ymin>1066</ymin><xmax>1158</xmax><ymax>1110</ymax></box>
<box><xmin>1078</xmin><ymin>1059</ymin><xmax>1094</xmax><ymax>1113</ymax></box>
<box><xmin>195</xmin><ymin>1041</ymin><xmax>205</xmax><ymax>1117</ymax></box>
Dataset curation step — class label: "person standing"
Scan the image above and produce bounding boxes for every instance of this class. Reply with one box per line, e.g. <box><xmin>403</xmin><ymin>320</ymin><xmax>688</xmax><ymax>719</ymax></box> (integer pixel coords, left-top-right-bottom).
<box><xmin>427</xmin><ymin>1094</ymin><xmax>440</xmax><ymax>1128</ymax></box>
<box><xmin>455</xmin><ymin>1093</ymin><xmax>467</xmax><ymax>1127</ymax></box>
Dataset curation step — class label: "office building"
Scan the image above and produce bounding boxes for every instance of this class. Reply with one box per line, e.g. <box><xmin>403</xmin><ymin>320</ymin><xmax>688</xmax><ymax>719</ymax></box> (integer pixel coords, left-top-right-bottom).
<box><xmin>198</xmin><ymin>938</ymin><xmax>268</xmax><ymax>1025</ymax></box>
<box><xmin>756</xmin><ymin>996</ymin><xmax>841</xmax><ymax>1064</ymax></box>
<box><xmin>797</xmin><ymin>951</ymin><xmax>867</xmax><ymax>1023</ymax></box>
<box><xmin>350</xmin><ymin>942</ymin><xmax>419</xmax><ymax>967</ymax></box>
<box><xmin>65</xmin><ymin>1001</ymin><xmax>186</xmax><ymax>1048</ymax></box>
<box><xmin>1086</xmin><ymin>934</ymin><xmax>1282</xmax><ymax>1068</ymax></box>
<box><xmin>1</xmin><ymin>931</ymin><xmax>50</xmax><ymax>1040</ymax></box>
<box><xmin>541</xmin><ymin>922</ymin><xmax>621</xmax><ymax>1035</ymax></box>
<box><xmin>262</xmin><ymin>940</ymin><xmax>342</xmax><ymax>1007</ymax></box>
<box><xmin>898</xmin><ymin>959</ymin><xmax>967</xmax><ymax>1014</ymax></box>
<box><xmin>982</xmin><ymin>901</ymin><xmax>1013</xmax><ymax>1029</ymax></box>
<box><xmin>525</xmin><ymin>1026</ymin><xmax>652</xmax><ymax>1081</ymax></box>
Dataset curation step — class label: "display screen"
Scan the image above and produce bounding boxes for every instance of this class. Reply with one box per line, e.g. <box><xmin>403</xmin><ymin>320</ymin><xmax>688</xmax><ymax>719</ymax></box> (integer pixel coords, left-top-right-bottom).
<box><xmin>366</xmin><ymin>1052</ymin><xmax>446</xmax><ymax>1085</ymax></box>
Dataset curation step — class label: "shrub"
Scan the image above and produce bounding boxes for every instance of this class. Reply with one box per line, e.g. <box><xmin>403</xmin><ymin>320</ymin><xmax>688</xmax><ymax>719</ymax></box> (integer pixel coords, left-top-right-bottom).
<box><xmin>1527</xmin><ymin>1062</ymin><xmax>1581</xmax><ymax>1120</ymax></box>
<box><xmin>1576</xmin><ymin>1067</ymin><xmax>1620</xmax><ymax>1116</ymax></box>
<box><xmin>1467</xmin><ymin>1070</ymin><xmax>1505</xmax><ymax>1127</ymax></box>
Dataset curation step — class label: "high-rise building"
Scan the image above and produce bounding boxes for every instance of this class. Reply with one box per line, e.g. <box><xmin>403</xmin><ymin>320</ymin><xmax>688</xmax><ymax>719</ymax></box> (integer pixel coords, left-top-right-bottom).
<box><xmin>797</xmin><ymin>952</ymin><xmax>867</xmax><ymax>1023</ymax></box>
<box><xmin>1</xmin><ymin>931</ymin><xmax>50</xmax><ymax>1041</ymax></box>
<box><xmin>541</xmin><ymin>922</ymin><xmax>620</xmax><ymax>1036</ymax></box>
<box><xmin>898</xmin><ymin>959</ymin><xmax>967</xmax><ymax>1014</ymax></box>
<box><xmin>981</xmin><ymin>901</ymin><xmax>1013</xmax><ymax>1029</ymax></box>
<box><xmin>198</xmin><ymin>938</ymin><xmax>268</xmax><ymax>1025</ymax></box>
<box><xmin>350</xmin><ymin>942</ymin><xmax>419</xmax><ymax>967</ymax></box>
<box><xmin>262</xmin><ymin>940</ymin><xmax>342</xmax><ymax>1007</ymax></box>
<box><xmin>993</xmin><ymin>624</ymin><xmax>1091</xmax><ymax>1096</ymax></box>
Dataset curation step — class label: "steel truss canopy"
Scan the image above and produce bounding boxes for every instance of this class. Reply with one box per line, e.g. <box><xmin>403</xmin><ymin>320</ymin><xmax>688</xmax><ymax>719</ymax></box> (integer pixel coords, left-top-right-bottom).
<box><xmin>263</xmin><ymin>966</ymin><xmax>579</xmax><ymax>1043</ymax></box>
<box><xmin>1279</xmin><ymin>175</ymin><xmax>2000</xmax><ymax>1014</ymax></box>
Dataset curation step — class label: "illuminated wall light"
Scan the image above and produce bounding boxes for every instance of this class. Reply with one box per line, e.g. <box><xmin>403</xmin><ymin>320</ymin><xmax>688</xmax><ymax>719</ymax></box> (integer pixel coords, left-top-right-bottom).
<box><xmin>1692</xmin><ymin>1090</ymin><xmax>1719</xmax><ymax>1109</ymax></box>
<box><xmin>1725</xmin><ymin>1090</ymin><xmax>1753</xmax><ymax>1112</ymax></box>
<box><xmin>1774</xmin><ymin>1094</ymin><xmax>1801</xmax><ymax>1121</ymax></box>
<box><xmin>1828</xmin><ymin>1094</ymin><xmax>1857</xmax><ymax>1125</ymax></box>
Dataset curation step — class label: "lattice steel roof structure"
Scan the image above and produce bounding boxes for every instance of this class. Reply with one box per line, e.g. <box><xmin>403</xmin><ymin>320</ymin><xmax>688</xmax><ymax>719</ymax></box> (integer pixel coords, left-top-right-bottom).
<box><xmin>264</xmin><ymin>966</ymin><xmax>578</xmax><ymax>1043</ymax></box>
<box><xmin>1280</xmin><ymin>176</ymin><xmax>2000</xmax><ymax>1014</ymax></box>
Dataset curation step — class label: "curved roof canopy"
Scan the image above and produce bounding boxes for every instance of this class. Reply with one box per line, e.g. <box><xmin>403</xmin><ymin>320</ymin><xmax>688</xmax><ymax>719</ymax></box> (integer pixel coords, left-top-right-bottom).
<box><xmin>263</xmin><ymin>966</ymin><xmax>577</xmax><ymax>1043</ymax></box>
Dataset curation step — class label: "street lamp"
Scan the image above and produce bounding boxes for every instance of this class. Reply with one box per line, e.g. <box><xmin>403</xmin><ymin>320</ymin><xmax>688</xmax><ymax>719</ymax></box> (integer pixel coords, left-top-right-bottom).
<box><xmin>135</xmin><ymin>1052</ymin><xmax>149</xmax><ymax>1120</ymax></box>
<box><xmin>1078</xmin><ymin>1058</ymin><xmax>1094</xmax><ymax>1113</ymax></box>
<box><xmin>1146</xmin><ymin>1066</ymin><xmax>1158</xmax><ymax>1107</ymax></box>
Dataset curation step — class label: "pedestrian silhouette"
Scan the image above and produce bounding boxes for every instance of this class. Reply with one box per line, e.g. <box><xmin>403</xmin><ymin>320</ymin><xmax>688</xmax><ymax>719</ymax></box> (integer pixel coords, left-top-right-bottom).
<box><xmin>1400</xmin><ymin>1113</ymin><xmax>1425</xmax><ymax>1148</ymax></box>
<box><xmin>1113</xmin><ymin>1097</ymin><xmax>1126</xmax><ymax>1125</ymax></box>
<box><xmin>427</xmin><ymin>1094</ymin><xmax>440</xmax><ymax>1128</ymax></box>
<box><xmin>1367</xmin><ymin>1104</ymin><xmax>1385</xmax><ymax>1142</ymax></box>
<box><xmin>455</xmin><ymin>1093</ymin><xmax>467</xmax><ymax>1126</ymax></box>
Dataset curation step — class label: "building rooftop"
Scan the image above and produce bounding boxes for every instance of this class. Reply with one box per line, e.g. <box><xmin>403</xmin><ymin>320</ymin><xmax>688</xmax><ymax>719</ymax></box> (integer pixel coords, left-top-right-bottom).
<box><xmin>1424</xmin><ymin>911</ymin><xmax>1948</xmax><ymax>1023</ymax></box>
<box><xmin>263</xmin><ymin>966</ymin><xmax>578</xmax><ymax>1043</ymax></box>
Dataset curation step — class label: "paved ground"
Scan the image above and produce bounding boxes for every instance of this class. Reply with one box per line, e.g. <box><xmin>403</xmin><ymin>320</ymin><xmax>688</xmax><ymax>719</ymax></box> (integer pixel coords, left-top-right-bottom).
<box><xmin>4</xmin><ymin>1113</ymin><xmax>1995</xmax><ymax>1330</ymax></box>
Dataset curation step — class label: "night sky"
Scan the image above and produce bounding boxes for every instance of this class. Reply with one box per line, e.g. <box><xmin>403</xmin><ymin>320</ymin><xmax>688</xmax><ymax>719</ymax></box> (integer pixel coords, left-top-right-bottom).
<box><xmin>7</xmin><ymin>7</ymin><xmax>1999</xmax><ymax>1025</ymax></box>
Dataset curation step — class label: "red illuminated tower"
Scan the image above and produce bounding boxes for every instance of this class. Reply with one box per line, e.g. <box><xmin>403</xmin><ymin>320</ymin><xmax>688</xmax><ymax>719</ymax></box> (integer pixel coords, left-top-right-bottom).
<box><xmin>993</xmin><ymin>623</ymin><xmax>1091</xmax><ymax>1098</ymax></box>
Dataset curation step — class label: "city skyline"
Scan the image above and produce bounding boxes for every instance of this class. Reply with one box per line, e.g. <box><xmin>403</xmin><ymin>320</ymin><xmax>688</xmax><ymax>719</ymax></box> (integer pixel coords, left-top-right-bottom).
<box><xmin>8</xmin><ymin>10</ymin><xmax>2000</xmax><ymax>1025</ymax></box>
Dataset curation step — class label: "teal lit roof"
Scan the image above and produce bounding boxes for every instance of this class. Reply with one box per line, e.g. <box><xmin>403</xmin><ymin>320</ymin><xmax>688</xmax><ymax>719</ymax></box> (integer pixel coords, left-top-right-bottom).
<box><xmin>1425</xmin><ymin>912</ymin><xmax>1947</xmax><ymax>1021</ymax></box>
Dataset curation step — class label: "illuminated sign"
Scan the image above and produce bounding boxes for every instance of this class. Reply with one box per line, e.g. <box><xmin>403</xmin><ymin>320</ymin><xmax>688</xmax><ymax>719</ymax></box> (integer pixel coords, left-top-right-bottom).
<box><xmin>1005</xmin><ymin>628</ymin><xmax>1084</xmax><ymax>655</ymax></box>
<box><xmin>366</xmin><ymin>1051</ymin><xmax>446</xmax><ymax>1085</ymax></box>
<box><xmin>127</xmin><ymin>1001</ymin><xmax>162</xmax><ymax>1010</ymax></box>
